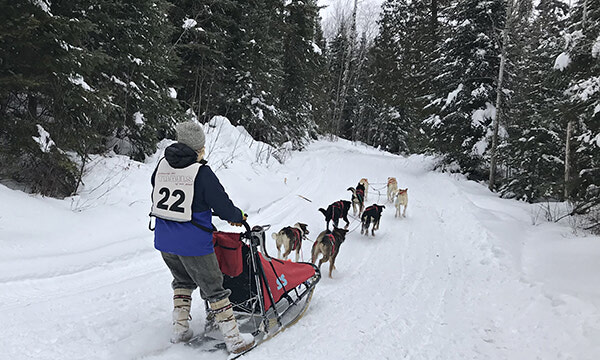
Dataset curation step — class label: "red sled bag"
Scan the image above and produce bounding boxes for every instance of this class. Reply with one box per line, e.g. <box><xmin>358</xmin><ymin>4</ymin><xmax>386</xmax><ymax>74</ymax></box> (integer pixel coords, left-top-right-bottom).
<box><xmin>212</xmin><ymin>231</ymin><xmax>243</xmax><ymax>277</ymax></box>
<box><xmin>258</xmin><ymin>256</ymin><xmax>316</xmax><ymax>310</ymax></box>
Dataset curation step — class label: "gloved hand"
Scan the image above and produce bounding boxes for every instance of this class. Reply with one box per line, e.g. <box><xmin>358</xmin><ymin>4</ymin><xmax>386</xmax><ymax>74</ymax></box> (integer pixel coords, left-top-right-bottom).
<box><xmin>228</xmin><ymin>211</ymin><xmax>248</xmax><ymax>227</ymax></box>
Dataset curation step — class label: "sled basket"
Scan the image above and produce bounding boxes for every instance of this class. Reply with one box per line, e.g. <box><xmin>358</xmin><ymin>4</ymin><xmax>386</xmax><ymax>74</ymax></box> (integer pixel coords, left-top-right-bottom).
<box><xmin>208</xmin><ymin>224</ymin><xmax>321</xmax><ymax>337</ymax></box>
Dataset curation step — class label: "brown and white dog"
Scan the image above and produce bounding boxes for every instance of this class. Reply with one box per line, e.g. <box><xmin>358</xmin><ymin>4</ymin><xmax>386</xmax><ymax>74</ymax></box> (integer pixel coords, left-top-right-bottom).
<box><xmin>359</xmin><ymin>178</ymin><xmax>369</xmax><ymax>201</ymax></box>
<box><xmin>361</xmin><ymin>204</ymin><xmax>385</xmax><ymax>236</ymax></box>
<box><xmin>347</xmin><ymin>182</ymin><xmax>366</xmax><ymax>216</ymax></box>
<box><xmin>271</xmin><ymin>223</ymin><xmax>309</xmax><ymax>262</ymax></box>
<box><xmin>387</xmin><ymin>177</ymin><xmax>398</xmax><ymax>203</ymax></box>
<box><xmin>395</xmin><ymin>188</ymin><xmax>408</xmax><ymax>218</ymax></box>
<box><xmin>311</xmin><ymin>228</ymin><xmax>349</xmax><ymax>278</ymax></box>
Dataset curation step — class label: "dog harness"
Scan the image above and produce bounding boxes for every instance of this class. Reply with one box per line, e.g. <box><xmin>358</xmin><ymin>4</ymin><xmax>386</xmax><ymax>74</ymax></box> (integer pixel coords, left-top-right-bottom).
<box><xmin>325</xmin><ymin>233</ymin><xmax>337</xmax><ymax>255</ymax></box>
<box><xmin>356</xmin><ymin>188</ymin><xmax>364</xmax><ymax>203</ymax></box>
<box><xmin>289</xmin><ymin>227</ymin><xmax>302</xmax><ymax>251</ymax></box>
<box><xmin>332</xmin><ymin>201</ymin><xmax>346</xmax><ymax>211</ymax></box>
<box><xmin>364</xmin><ymin>205</ymin><xmax>382</xmax><ymax>214</ymax></box>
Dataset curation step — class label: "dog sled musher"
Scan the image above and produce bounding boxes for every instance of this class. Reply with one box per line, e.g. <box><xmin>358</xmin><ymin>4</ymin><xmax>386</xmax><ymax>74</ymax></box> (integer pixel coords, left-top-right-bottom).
<box><xmin>187</xmin><ymin>221</ymin><xmax>321</xmax><ymax>357</ymax></box>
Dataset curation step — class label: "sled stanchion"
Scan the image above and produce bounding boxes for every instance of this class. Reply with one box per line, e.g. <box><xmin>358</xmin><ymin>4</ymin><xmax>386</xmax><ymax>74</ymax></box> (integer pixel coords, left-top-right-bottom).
<box><xmin>187</xmin><ymin>222</ymin><xmax>320</xmax><ymax>355</ymax></box>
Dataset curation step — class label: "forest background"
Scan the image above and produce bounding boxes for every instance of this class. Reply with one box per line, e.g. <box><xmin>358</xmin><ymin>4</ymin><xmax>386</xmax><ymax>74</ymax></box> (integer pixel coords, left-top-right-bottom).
<box><xmin>0</xmin><ymin>0</ymin><xmax>598</xmax><ymax>232</ymax></box>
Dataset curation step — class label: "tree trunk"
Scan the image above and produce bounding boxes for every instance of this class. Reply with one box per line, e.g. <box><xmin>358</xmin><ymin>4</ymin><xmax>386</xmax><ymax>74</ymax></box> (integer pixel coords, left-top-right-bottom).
<box><xmin>489</xmin><ymin>0</ymin><xmax>514</xmax><ymax>191</ymax></box>
<box><xmin>564</xmin><ymin>119</ymin><xmax>573</xmax><ymax>199</ymax></box>
<box><xmin>332</xmin><ymin>0</ymin><xmax>358</xmax><ymax>137</ymax></box>
<box><xmin>430</xmin><ymin>0</ymin><xmax>438</xmax><ymax>47</ymax></box>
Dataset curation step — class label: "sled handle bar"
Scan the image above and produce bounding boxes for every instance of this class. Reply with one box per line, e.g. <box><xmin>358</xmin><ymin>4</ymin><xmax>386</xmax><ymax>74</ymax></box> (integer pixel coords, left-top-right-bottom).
<box><xmin>242</xmin><ymin>220</ymin><xmax>251</xmax><ymax>233</ymax></box>
<box><xmin>241</xmin><ymin>220</ymin><xmax>274</xmax><ymax>260</ymax></box>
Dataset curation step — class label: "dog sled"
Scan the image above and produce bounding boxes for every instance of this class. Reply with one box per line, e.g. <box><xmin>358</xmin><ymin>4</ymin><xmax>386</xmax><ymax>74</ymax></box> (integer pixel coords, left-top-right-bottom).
<box><xmin>187</xmin><ymin>222</ymin><xmax>321</xmax><ymax>357</ymax></box>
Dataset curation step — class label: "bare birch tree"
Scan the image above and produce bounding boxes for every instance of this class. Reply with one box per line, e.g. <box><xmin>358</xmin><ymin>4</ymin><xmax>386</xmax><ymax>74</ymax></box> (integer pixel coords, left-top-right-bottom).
<box><xmin>489</xmin><ymin>0</ymin><xmax>517</xmax><ymax>191</ymax></box>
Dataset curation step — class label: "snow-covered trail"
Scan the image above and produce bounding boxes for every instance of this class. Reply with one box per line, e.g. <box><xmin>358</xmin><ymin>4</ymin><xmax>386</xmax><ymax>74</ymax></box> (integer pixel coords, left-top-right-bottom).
<box><xmin>1</xmin><ymin>134</ymin><xmax>599</xmax><ymax>360</ymax></box>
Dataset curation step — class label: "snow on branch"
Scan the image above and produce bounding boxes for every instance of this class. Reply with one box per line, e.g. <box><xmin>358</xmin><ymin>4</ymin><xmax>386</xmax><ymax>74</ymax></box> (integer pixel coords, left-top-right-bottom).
<box><xmin>568</xmin><ymin>76</ymin><xmax>600</xmax><ymax>102</ymax></box>
<box><xmin>31</xmin><ymin>0</ymin><xmax>51</xmax><ymax>14</ymax></box>
<box><xmin>68</xmin><ymin>74</ymin><xmax>94</xmax><ymax>91</ymax></box>
<box><xmin>32</xmin><ymin>124</ymin><xmax>55</xmax><ymax>153</ymax></box>
<box><xmin>182</xmin><ymin>18</ymin><xmax>197</xmax><ymax>29</ymax></box>
<box><xmin>593</xmin><ymin>35</ymin><xmax>600</xmax><ymax>58</ymax></box>
<box><xmin>554</xmin><ymin>52</ymin><xmax>571</xmax><ymax>71</ymax></box>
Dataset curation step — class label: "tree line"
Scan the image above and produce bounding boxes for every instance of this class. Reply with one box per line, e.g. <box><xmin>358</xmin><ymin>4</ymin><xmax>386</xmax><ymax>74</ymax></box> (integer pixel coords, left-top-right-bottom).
<box><xmin>0</xmin><ymin>0</ymin><xmax>598</xmax><ymax>232</ymax></box>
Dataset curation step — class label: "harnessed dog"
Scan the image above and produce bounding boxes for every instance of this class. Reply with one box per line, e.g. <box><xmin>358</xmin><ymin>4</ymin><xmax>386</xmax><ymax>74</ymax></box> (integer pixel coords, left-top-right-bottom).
<box><xmin>311</xmin><ymin>228</ymin><xmax>349</xmax><ymax>278</ymax></box>
<box><xmin>395</xmin><ymin>188</ymin><xmax>408</xmax><ymax>218</ymax></box>
<box><xmin>347</xmin><ymin>182</ymin><xmax>366</xmax><ymax>215</ymax></box>
<box><xmin>359</xmin><ymin>178</ymin><xmax>369</xmax><ymax>201</ymax></box>
<box><xmin>361</xmin><ymin>204</ymin><xmax>385</xmax><ymax>236</ymax></box>
<box><xmin>271</xmin><ymin>223</ymin><xmax>309</xmax><ymax>262</ymax></box>
<box><xmin>318</xmin><ymin>200</ymin><xmax>351</xmax><ymax>230</ymax></box>
<box><xmin>387</xmin><ymin>177</ymin><xmax>398</xmax><ymax>203</ymax></box>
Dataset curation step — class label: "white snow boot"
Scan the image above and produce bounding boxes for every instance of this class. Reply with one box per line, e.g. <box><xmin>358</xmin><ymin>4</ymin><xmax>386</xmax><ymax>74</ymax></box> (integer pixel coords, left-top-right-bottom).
<box><xmin>171</xmin><ymin>288</ymin><xmax>194</xmax><ymax>343</ymax></box>
<box><xmin>210</xmin><ymin>298</ymin><xmax>255</xmax><ymax>354</ymax></box>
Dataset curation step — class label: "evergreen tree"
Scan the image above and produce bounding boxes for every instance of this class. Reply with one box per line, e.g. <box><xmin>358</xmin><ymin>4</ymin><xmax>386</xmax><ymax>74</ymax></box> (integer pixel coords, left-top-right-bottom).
<box><xmin>308</xmin><ymin>14</ymin><xmax>330</xmax><ymax>136</ymax></box>
<box><xmin>561</xmin><ymin>0</ymin><xmax>600</xmax><ymax>230</ymax></box>
<box><xmin>279</xmin><ymin>0</ymin><xmax>321</xmax><ymax>146</ymax></box>
<box><xmin>499</xmin><ymin>0</ymin><xmax>569</xmax><ymax>201</ymax></box>
<box><xmin>0</xmin><ymin>0</ymin><xmax>100</xmax><ymax>196</ymax></box>
<box><xmin>426</xmin><ymin>0</ymin><xmax>505</xmax><ymax>179</ymax></box>
<box><xmin>366</xmin><ymin>0</ymin><xmax>442</xmax><ymax>154</ymax></box>
<box><xmin>80</xmin><ymin>0</ymin><xmax>181</xmax><ymax>160</ymax></box>
<box><xmin>222</xmin><ymin>0</ymin><xmax>287</xmax><ymax>144</ymax></box>
<box><xmin>0</xmin><ymin>0</ymin><xmax>182</xmax><ymax>196</ymax></box>
<box><xmin>168</xmin><ymin>0</ymin><xmax>236</xmax><ymax>121</ymax></box>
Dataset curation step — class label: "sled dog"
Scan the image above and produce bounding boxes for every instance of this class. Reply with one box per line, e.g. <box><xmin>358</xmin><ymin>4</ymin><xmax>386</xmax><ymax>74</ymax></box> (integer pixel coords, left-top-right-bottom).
<box><xmin>395</xmin><ymin>188</ymin><xmax>408</xmax><ymax>218</ymax></box>
<box><xmin>387</xmin><ymin>177</ymin><xmax>398</xmax><ymax>202</ymax></box>
<box><xmin>359</xmin><ymin>178</ymin><xmax>369</xmax><ymax>201</ymax></box>
<box><xmin>347</xmin><ymin>182</ymin><xmax>366</xmax><ymax>216</ymax></box>
<box><xmin>311</xmin><ymin>228</ymin><xmax>349</xmax><ymax>278</ymax></box>
<box><xmin>361</xmin><ymin>204</ymin><xmax>385</xmax><ymax>236</ymax></box>
<box><xmin>318</xmin><ymin>200</ymin><xmax>351</xmax><ymax>230</ymax></box>
<box><xmin>271</xmin><ymin>223</ymin><xmax>309</xmax><ymax>262</ymax></box>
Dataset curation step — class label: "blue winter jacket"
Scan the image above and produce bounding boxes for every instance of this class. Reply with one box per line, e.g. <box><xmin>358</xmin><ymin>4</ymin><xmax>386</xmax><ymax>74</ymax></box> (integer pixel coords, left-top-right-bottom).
<box><xmin>151</xmin><ymin>143</ymin><xmax>243</xmax><ymax>256</ymax></box>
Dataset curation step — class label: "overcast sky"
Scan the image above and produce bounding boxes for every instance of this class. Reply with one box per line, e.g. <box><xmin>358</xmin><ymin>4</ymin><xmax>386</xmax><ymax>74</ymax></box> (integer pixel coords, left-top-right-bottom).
<box><xmin>317</xmin><ymin>0</ymin><xmax>384</xmax><ymax>40</ymax></box>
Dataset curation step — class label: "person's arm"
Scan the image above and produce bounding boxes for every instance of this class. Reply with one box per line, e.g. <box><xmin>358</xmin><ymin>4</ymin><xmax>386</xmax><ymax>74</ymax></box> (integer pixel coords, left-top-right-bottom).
<box><xmin>151</xmin><ymin>166</ymin><xmax>157</xmax><ymax>187</ymax></box>
<box><xmin>199</xmin><ymin>166</ymin><xmax>244</xmax><ymax>223</ymax></box>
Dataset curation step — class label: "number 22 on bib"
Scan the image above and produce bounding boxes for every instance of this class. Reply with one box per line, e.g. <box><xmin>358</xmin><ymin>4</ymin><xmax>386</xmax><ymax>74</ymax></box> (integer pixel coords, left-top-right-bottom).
<box><xmin>151</xmin><ymin>159</ymin><xmax>201</xmax><ymax>222</ymax></box>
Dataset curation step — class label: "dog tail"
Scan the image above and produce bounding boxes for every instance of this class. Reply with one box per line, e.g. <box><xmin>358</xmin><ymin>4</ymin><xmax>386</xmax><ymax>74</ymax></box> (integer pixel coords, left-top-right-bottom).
<box><xmin>347</xmin><ymin>187</ymin><xmax>355</xmax><ymax>194</ymax></box>
<box><xmin>318</xmin><ymin>208</ymin><xmax>327</xmax><ymax>217</ymax></box>
<box><xmin>271</xmin><ymin>232</ymin><xmax>277</xmax><ymax>240</ymax></box>
<box><xmin>311</xmin><ymin>239</ymin><xmax>320</xmax><ymax>264</ymax></box>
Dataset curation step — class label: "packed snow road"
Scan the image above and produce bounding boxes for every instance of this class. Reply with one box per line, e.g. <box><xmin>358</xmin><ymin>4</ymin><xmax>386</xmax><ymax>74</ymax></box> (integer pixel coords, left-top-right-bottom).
<box><xmin>1</xmin><ymin>120</ymin><xmax>599</xmax><ymax>359</ymax></box>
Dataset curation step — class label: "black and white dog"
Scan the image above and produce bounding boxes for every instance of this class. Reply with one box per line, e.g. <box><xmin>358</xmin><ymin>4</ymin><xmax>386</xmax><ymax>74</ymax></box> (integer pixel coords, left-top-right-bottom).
<box><xmin>361</xmin><ymin>204</ymin><xmax>385</xmax><ymax>236</ymax></box>
<box><xmin>318</xmin><ymin>200</ymin><xmax>351</xmax><ymax>230</ymax></box>
<box><xmin>271</xmin><ymin>223</ymin><xmax>309</xmax><ymax>262</ymax></box>
<box><xmin>347</xmin><ymin>182</ymin><xmax>366</xmax><ymax>216</ymax></box>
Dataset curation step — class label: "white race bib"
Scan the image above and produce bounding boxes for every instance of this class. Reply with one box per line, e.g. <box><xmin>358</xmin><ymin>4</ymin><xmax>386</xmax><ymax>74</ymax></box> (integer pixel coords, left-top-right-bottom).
<box><xmin>151</xmin><ymin>159</ymin><xmax>201</xmax><ymax>222</ymax></box>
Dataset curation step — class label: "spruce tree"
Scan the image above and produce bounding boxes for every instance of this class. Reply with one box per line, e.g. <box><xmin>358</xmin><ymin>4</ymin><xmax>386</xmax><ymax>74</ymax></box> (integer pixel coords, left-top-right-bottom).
<box><xmin>499</xmin><ymin>0</ymin><xmax>569</xmax><ymax>201</ymax></box>
<box><xmin>426</xmin><ymin>0</ymin><xmax>505</xmax><ymax>179</ymax></box>
<box><xmin>221</xmin><ymin>0</ymin><xmax>287</xmax><ymax>144</ymax></box>
<box><xmin>168</xmin><ymin>0</ymin><xmax>236</xmax><ymax>121</ymax></box>
<box><xmin>279</xmin><ymin>0</ymin><xmax>321</xmax><ymax>147</ymax></box>
<box><xmin>0</xmin><ymin>0</ymin><xmax>99</xmax><ymax>196</ymax></box>
<box><xmin>1</xmin><ymin>0</ymin><xmax>182</xmax><ymax>196</ymax></box>
<box><xmin>561</xmin><ymin>0</ymin><xmax>600</xmax><ymax>230</ymax></box>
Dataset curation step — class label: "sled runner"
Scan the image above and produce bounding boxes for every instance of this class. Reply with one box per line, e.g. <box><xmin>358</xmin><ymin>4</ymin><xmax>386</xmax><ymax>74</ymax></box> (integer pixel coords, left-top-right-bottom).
<box><xmin>187</xmin><ymin>222</ymin><xmax>321</xmax><ymax>356</ymax></box>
